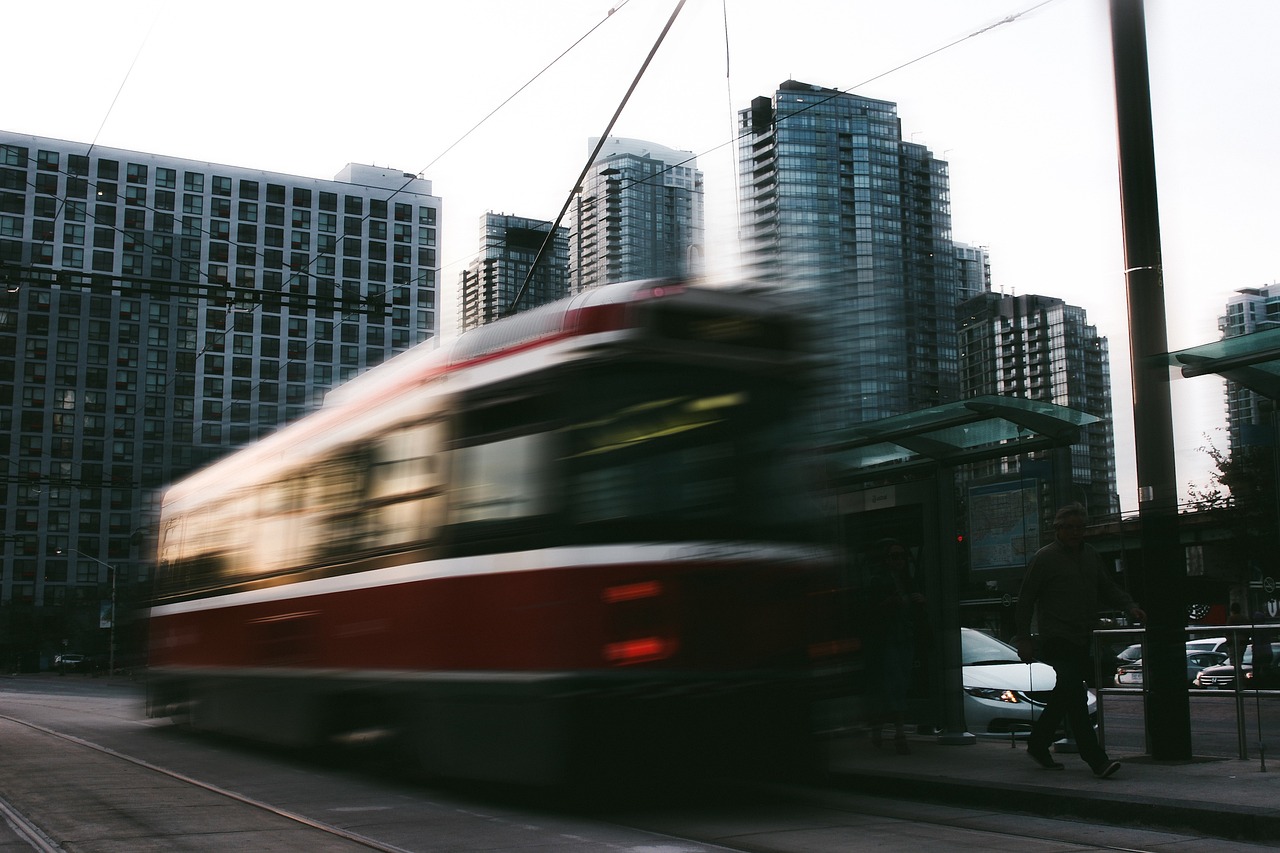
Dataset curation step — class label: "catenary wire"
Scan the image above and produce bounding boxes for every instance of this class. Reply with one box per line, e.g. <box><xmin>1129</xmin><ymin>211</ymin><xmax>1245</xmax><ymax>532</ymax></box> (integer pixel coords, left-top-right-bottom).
<box><xmin>610</xmin><ymin>0</ymin><xmax>1062</xmax><ymax>198</ymax></box>
<box><xmin>7</xmin><ymin>1</ymin><xmax>634</xmax><ymax>420</ymax></box>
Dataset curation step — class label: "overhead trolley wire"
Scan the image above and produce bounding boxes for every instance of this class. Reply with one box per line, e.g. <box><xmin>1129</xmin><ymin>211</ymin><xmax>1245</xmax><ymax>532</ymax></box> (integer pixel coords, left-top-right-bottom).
<box><xmin>4</xmin><ymin>1</ymin><xmax>638</xmax><ymax>446</ymax></box>
<box><xmin>610</xmin><ymin>0</ymin><xmax>1062</xmax><ymax>199</ymax></box>
<box><xmin>506</xmin><ymin>0</ymin><xmax>688</xmax><ymax>317</ymax></box>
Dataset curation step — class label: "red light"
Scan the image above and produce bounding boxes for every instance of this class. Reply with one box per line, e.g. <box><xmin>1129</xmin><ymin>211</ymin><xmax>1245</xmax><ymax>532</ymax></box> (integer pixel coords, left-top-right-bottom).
<box><xmin>602</xmin><ymin>580</ymin><xmax>662</xmax><ymax>603</ymax></box>
<box><xmin>604</xmin><ymin>636</ymin><xmax>677</xmax><ymax>665</ymax></box>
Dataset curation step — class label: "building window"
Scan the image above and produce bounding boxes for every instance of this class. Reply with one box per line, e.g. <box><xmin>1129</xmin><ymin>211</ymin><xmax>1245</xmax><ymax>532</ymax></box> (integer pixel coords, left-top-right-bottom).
<box><xmin>1</xmin><ymin>144</ymin><xmax>26</xmax><ymax>166</ymax></box>
<box><xmin>37</xmin><ymin>149</ymin><xmax>60</xmax><ymax>171</ymax></box>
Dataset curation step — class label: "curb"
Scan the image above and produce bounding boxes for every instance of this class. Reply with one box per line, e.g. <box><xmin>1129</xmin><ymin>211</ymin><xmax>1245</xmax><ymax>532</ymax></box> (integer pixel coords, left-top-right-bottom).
<box><xmin>821</xmin><ymin>766</ymin><xmax>1280</xmax><ymax>843</ymax></box>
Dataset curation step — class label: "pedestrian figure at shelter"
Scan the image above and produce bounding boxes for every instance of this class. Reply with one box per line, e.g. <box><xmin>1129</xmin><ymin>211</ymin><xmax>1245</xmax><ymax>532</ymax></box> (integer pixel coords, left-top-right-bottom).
<box><xmin>1016</xmin><ymin>503</ymin><xmax>1146</xmax><ymax>778</ymax></box>
<box><xmin>864</xmin><ymin>538</ymin><xmax>929</xmax><ymax>754</ymax></box>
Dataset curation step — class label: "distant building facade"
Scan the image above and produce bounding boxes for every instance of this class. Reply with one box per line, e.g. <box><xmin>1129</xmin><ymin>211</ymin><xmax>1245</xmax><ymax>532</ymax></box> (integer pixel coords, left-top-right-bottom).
<box><xmin>954</xmin><ymin>243</ymin><xmax>991</xmax><ymax>304</ymax></box>
<box><xmin>569</xmin><ymin>137</ymin><xmax>703</xmax><ymax>293</ymax></box>
<box><xmin>736</xmin><ymin>81</ymin><xmax>960</xmax><ymax>433</ymax></box>
<box><xmin>458</xmin><ymin>212</ymin><xmax>568</xmax><ymax>331</ymax></box>
<box><xmin>958</xmin><ymin>290</ymin><xmax>1120</xmax><ymax>516</ymax></box>
<box><xmin>0</xmin><ymin>130</ymin><xmax>440</xmax><ymax>664</ymax></box>
<box><xmin>1220</xmin><ymin>283</ymin><xmax>1280</xmax><ymax>449</ymax></box>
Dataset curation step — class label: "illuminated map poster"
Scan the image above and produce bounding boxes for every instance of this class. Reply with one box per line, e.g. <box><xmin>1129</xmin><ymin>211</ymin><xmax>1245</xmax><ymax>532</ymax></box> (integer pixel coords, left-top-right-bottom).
<box><xmin>968</xmin><ymin>480</ymin><xmax>1040</xmax><ymax>571</ymax></box>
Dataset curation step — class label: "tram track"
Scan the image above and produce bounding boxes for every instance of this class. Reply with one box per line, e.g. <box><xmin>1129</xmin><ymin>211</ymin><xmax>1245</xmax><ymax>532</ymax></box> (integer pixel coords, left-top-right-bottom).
<box><xmin>0</xmin><ymin>688</ymin><xmax>1270</xmax><ymax>853</ymax></box>
<box><xmin>0</xmin><ymin>713</ymin><xmax>407</xmax><ymax>852</ymax></box>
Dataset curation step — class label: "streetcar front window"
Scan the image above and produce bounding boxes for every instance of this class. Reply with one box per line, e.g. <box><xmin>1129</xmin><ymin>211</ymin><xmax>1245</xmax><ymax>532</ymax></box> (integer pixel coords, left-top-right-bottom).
<box><xmin>562</xmin><ymin>367</ymin><xmax>812</xmax><ymax>542</ymax></box>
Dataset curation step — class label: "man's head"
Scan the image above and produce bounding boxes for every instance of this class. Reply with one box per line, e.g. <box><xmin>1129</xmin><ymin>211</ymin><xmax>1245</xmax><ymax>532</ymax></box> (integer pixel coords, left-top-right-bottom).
<box><xmin>1053</xmin><ymin>503</ymin><xmax>1088</xmax><ymax>550</ymax></box>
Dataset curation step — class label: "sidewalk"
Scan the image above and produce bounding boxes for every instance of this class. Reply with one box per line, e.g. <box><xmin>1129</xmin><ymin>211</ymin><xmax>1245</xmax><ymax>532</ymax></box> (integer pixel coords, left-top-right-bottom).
<box><xmin>818</xmin><ymin>730</ymin><xmax>1280</xmax><ymax>843</ymax></box>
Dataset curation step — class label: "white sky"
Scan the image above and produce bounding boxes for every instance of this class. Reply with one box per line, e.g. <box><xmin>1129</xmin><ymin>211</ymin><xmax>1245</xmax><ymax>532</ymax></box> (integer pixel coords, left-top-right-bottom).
<box><xmin>5</xmin><ymin>0</ymin><xmax>1278</xmax><ymax>512</ymax></box>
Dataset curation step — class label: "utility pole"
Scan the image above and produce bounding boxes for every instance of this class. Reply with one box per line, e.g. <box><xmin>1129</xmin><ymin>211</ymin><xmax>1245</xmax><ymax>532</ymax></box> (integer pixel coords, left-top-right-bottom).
<box><xmin>1109</xmin><ymin>0</ymin><xmax>1191</xmax><ymax>760</ymax></box>
<box><xmin>58</xmin><ymin>548</ymin><xmax>118</xmax><ymax>677</ymax></box>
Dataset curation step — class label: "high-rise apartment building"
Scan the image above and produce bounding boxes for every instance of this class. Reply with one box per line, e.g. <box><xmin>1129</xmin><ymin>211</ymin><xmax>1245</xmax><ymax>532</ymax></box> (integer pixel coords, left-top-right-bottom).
<box><xmin>0</xmin><ymin>130</ymin><xmax>440</xmax><ymax>664</ymax></box>
<box><xmin>569</xmin><ymin>137</ymin><xmax>703</xmax><ymax>293</ymax></box>
<box><xmin>737</xmin><ymin>81</ymin><xmax>959</xmax><ymax>432</ymax></box>
<box><xmin>954</xmin><ymin>243</ymin><xmax>991</xmax><ymax>304</ymax></box>
<box><xmin>458</xmin><ymin>212</ymin><xmax>568</xmax><ymax>331</ymax></box>
<box><xmin>1219</xmin><ymin>283</ymin><xmax>1280</xmax><ymax>448</ymax></box>
<box><xmin>958</xmin><ymin>291</ymin><xmax>1119</xmax><ymax>516</ymax></box>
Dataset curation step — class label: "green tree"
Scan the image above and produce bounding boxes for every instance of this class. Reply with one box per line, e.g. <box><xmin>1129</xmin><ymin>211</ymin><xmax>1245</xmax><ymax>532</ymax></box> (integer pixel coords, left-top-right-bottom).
<box><xmin>1188</xmin><ymin>431</ymin><xmax>1278</xmax><ymax>591</ymax></box>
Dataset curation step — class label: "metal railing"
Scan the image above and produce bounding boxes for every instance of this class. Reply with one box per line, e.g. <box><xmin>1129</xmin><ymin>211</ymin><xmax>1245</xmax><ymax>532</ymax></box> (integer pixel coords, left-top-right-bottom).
<box><xmin>1093</xmin><ymin>625</ymin><xmax>1276</xmax><ymax>766</ymax></box>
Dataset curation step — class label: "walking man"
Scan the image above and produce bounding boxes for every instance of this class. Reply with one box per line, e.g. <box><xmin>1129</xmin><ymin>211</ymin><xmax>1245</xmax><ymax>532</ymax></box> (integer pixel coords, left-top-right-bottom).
<box><xmin>1016</xmin><ymin>503</ymin><xmax>1145</xmax><ymax>778</ymax></box>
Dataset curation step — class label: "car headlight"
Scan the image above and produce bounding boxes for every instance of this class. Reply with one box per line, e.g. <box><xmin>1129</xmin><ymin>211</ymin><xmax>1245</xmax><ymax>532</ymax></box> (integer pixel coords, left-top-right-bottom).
<box><xmin>965</xmin><ymin>687</ymin><xmax>1022</xmax><ymax>704</ymax></box>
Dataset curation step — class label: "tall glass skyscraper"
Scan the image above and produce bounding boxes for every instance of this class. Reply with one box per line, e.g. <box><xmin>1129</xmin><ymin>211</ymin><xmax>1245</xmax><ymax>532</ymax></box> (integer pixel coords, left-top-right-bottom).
<box><xmin>569</xmin><ymin>137</ymin><xmax>703</xmax><ymax>293</ymax></box>
<box><xmin>737</xmin><ymin>81</ymin><xmax>959</xmax><ymax>433</ymax></box>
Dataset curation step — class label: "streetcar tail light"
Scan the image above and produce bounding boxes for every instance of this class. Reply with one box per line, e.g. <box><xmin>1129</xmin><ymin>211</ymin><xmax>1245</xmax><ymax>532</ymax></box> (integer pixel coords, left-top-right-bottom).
<box><xmin>604</xmin><ymin>636</ymin><xmax>677</xmax><ymax>665</ymax></box>
<box><xmin>602</xmin><ymin>580</ymin><xmax>663</xmax><ymax>603</ymax></box>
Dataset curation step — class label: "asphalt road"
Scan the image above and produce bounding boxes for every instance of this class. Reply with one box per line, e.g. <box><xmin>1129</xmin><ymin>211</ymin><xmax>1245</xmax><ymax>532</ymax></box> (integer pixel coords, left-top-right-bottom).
<box><xmin>0</xmin><ymin>674</ymin><xmax>1275</xmax><ymax>853</ymax></box>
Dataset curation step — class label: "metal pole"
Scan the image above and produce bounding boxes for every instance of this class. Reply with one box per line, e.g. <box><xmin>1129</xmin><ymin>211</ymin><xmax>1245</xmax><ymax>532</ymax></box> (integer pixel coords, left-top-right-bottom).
<box><xmin>57</xmin><ymin>548</ymin><xmax>117</xmax><ymax>677</ymax></box>
<box><xmin>1108</xmin><ymin>0</ymin><xmax>1190</xmax><ymax>760</ymax></box>
<box><xmin>109</xmin><ymin>565</ymin><xmax>116</xmax><ymax>677</ymax></box>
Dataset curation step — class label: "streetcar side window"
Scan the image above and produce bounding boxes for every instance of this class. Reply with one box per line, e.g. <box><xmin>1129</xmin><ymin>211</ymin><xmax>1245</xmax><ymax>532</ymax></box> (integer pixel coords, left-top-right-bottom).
<box><xmin>367</xmin><ymin>422</ymin><xmax>447</xmax><ymax>547</ymax></box>
<box><xmin>451</xmin><ymin>432</ymin><xmax>550</xmax><ymax>524</ymax></box>
<box><xmin>449</xmin><ymin>395</ymin><xmax>554</xmax><ymax>528</ymax></box>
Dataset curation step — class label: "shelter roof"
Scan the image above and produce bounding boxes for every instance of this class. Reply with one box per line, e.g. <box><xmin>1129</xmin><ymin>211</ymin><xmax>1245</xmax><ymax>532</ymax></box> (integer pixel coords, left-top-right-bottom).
<box><xmin>827</xmin><ymin>395</ymin><xmax>1100</xmax><ymax>477</ymax></box>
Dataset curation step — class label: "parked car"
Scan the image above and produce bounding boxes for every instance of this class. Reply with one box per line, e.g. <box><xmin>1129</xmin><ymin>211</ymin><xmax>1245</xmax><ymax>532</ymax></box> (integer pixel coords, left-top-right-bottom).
<box><xmin>1185</xmin><ymin>636</ymin><xmax>1230</xmax><ymax>654</ymax></box>
<box><xmin>53</xmin><ymin>653</ymin><xmax>89</xmax><ymax>673</ymax></box>
<box><xmin>961</xmin><ymin>628</ymin><xmax>1096</xmax><ymax>737</ymax></box>
<box><xmin>1112</xmin><ymin>642</ymin><xmax>1143</xmax><ymax>667</ymax></box>
<box><xmin>1114</xmin><ymin>650</ymin><xmax>1228</xmax><ymax>687</ymax></box>
<box><xmin>1193</xmin><ymin>642</ymin><xmax>1280</xmax><ymax>689</ymax></box>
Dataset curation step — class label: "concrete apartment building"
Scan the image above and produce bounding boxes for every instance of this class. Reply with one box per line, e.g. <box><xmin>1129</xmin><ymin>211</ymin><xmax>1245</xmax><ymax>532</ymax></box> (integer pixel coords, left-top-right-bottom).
<box><xmin>0</xmin><ymin>130</ymin><xmax>440</xmax><ymax>667</ymax></box>
<box><xmin>958</xmin><ymin>290</ymin><xmax>1120</xmax><ymax>517</ymax></box>
<box><xmin>458</xmin><ymin>212</ymin><xmax>568</xmax><ymax>331</ymax></box>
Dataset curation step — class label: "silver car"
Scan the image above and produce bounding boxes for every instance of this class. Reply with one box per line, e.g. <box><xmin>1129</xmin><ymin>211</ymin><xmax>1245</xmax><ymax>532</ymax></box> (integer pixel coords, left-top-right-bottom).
<box><xmin>961</xmin><ymin>628</ymin><xmax>1097</xmax><ymax>737</ymax></box>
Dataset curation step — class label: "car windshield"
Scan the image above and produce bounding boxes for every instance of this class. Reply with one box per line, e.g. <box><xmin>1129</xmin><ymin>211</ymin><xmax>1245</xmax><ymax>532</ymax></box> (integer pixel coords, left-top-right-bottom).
<box><xmin>961</xmin><ymin>630</ymin><xmax>1023</xmax><ymax>666</ymax></box>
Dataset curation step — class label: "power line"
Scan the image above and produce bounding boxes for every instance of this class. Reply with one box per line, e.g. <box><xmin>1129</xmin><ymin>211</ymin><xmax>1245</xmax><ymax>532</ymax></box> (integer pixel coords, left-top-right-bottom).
<box><xmin>610</xmin><ymin>0</ymin><xmax>1062</xmax><ymax>197</ymax></box>
<box><xmin>507</xmin><ymin>0</ymin><xmax>688</xmax><ymax>317</ymax></box>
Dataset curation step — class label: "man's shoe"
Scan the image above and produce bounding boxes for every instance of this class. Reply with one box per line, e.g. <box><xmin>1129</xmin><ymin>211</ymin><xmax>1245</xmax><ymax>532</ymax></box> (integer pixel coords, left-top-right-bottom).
<box><xmin>1092</xmin><ymin>759</ymin><xmax>1121</xmax><ymax>779</ymax></box>
<box><xmin>1027</xmin><ymin>746</ymin><xmax>1064</xmax><ymax>770</ymax></box>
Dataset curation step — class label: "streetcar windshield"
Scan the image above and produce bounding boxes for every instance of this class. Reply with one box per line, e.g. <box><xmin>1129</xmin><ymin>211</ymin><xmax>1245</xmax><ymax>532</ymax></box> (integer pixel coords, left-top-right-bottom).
<box><xmin>560</xmin><ymin>365</ymin><xmax>816</xmax><ymax>543</ymax></box>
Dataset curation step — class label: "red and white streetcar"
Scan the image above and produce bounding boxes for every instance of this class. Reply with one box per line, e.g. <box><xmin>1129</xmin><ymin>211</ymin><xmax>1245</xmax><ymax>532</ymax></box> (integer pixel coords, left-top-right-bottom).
<box><xmin>147</xmin><ymin>278</ymin><xmax>841</xmax><ymax>785</ymax></box>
